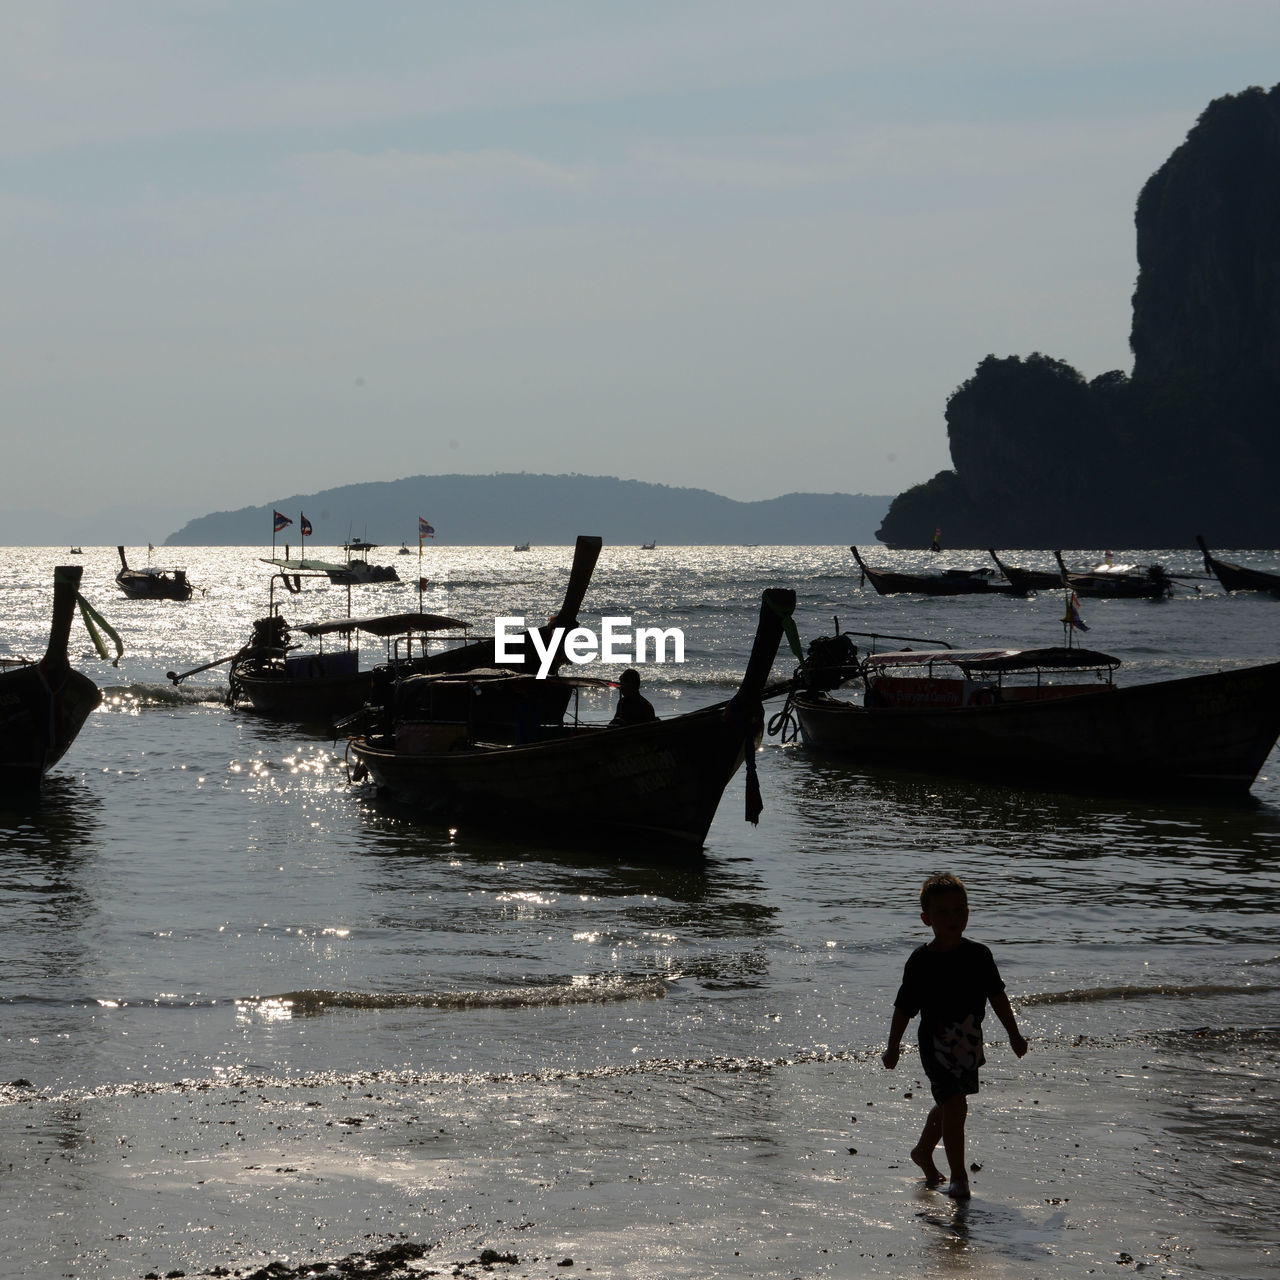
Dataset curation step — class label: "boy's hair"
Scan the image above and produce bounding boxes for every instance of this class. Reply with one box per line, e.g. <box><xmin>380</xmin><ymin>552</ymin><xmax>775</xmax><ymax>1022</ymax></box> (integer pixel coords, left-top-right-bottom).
<box><xmin>920</xmin><ymin>872</ymin><xmax>967</xmax><ymax>912</ymax></box>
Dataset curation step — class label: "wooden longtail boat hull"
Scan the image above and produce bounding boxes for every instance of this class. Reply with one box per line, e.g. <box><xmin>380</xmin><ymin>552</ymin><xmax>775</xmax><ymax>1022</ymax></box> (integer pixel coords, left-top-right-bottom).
<box><xmin>348</xmin><ymin>587</ymin><xmax>796</xmax><ymax>850</ymax></box>
<box><xmin>351</xmin><ymin>702</ymin><xmax>759</xmax><ymax>848</ymax></box>
<box><xmin>791</xmin><ymin>661</ymin><xmax>1280</xmax><ymax>794</ymax></box>
<box><xmin>988</xmin><ymin>550</ymin><xmax>1062</xmax><ymax>594</ymax></box>
<box><xmin>1</xmin><ymin>566</ymin><xmax>101</xmax><ymax>789</ymax></box>
<box><xmin>851</xmin><ymin>546</ymin><xmax>1017</xmax><ymax>596</ymax></box>
<box><xmin>1196</xmin><ymin>536</ymin><xmax>1280</xmax><ymax>595</ymax></box>
<box><xmin>229</xmin><ymin>668</ymin><xmax>375</xmax><ymax>722</ymax></box>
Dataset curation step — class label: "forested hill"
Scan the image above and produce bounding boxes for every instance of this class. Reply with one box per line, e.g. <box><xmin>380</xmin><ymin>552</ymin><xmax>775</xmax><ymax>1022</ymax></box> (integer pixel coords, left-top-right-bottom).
<box><xmin>165</xmin><ymin>474</ymin><xmax>890</xmax><ymax>546</ymax></box>
<box><xmin>877</xmin><ymin>83</ymin><xmax>1280</xmax><ymax>548</ymax></box>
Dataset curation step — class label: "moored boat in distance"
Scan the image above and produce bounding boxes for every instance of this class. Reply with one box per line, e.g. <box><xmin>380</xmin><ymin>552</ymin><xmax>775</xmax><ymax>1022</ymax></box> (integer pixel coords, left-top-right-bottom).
<box><xmin>513</xmin><ymin>542</ymin><xmax>531</xmax><ymax>552</ymax></box>
<box><xmin>1196</xmin><ymin>535</ymin><xmax>1280</xmax><ymax>595</ymax></box>
<box><xmin>1</xmin><ymin>565</ymin><xmax>103</xmax><ymax>789</ymax></box>
<box><xmin>335</xmin><ymin>540</ymin><xmax>399</xmax><ymax>584</ymax></box>
<box><xmin>988</xmin><ymin>549</ymin><xmax>1063</xmax><ymax>595</ymax></box>
<box><xmin>116</xmin><ymin>545</ymin><xmax>194</xmax><ymax>600</ymax></box>
<box><xmin>782</xmin><ymin>638</ymin><xmax>1280</xmax><ymax>796</ymax></box>
<box><xmin>1053</xmin><ymin>550</ymin><xmax>1172</xmax><ymax>599</ymax></box>
<box><xmin>851</xmin><ymin>546</ymin><xmax>1018</xmax><ymax>596</ymax></box>
<box><xmin>346</xmin><ymin>588</ymin><xmax>797</xmax><ymax>852</ymax></box>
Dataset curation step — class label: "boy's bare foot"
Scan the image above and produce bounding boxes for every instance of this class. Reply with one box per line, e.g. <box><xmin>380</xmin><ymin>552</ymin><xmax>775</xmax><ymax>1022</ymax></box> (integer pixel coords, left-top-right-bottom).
<box><xmin>947</xmin><ymin>1175</ymin><xmax>971</xmax><ymax>1201</ymax></box>
<box><xmin>910</xmin><ymin>1145</ymin><xmax>945</xmax><ymax>1186</ymax></box>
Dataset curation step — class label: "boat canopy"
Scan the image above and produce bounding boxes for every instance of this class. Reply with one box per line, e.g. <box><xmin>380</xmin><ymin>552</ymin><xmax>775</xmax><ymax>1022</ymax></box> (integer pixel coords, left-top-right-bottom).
<box><xmin>260</xmin><ymin>556</ymin><xmax>349</xmax><ymax>573</ymax></box>
<box><xmin>864</xmin><ymin>647</ymin><xmax>1121</xmax><ymax>674</ymax></box>
<box><xmin>293</xmin><ymin>611</ymin><xmax>468</xmax><ymax>638</ymax></box>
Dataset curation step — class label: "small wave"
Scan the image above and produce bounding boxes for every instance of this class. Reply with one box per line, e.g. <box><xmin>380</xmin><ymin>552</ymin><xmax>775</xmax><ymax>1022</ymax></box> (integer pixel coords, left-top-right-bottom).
<box><xmin>1022</xmin><ymin>981</ymin><xmax>1280</xmax><ymax>1006</ymax></box>
<box><xmin>99</xmin><ymin>682</ymin><xmax>225</xmax><ymax>708</ymax></box>
<box><xmin>1</xmin><ymin>1045</ymin><xmax>876</xmax><ymax>1107</ymax></box>
<box><xmin>239</xmin><ymin>976</ymin><xmax>668</xmax><ymax>1014</ymax></box>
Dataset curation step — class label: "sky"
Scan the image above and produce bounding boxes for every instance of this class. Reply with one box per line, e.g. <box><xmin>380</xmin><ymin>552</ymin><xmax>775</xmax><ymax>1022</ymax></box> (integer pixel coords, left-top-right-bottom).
<box><xmin>3</xmin><ymin>1</ymin><xmax>1279</xmax><ymax>527</ymax></box>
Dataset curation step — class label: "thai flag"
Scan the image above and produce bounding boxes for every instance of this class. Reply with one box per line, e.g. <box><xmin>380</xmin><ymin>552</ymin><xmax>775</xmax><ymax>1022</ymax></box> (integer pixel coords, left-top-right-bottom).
<box><xmin>419</xmin><ymin>517</ymin><xmax>434</xmax><ymax>540</ymax></box>
<box><xmin>300</xmin><ymin>514</ymin><xmax>313</xmax><ymax>538</ymax></box>
<box><xmin>273</xmin><ymin>510</ymin><xmax>293</xmax><ymax>533</ymax></box>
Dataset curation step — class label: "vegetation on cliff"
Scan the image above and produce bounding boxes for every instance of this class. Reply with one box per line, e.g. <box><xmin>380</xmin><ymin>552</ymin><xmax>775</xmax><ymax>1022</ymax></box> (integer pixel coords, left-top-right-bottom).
<box><xmin>878</xmin><ymin>84</ymin><xmax>1280</xmax><ymax>548</ymax></box>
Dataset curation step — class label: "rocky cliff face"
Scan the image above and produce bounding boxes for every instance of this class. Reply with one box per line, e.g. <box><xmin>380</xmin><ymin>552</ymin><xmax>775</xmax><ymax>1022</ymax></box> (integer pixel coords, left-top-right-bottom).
<box><xmin>878</xmin><ymin>84</ymin><xmax>1280</xmax><ymax>548</ymax></box>
<box><xmin>1131</xmin><ymin>86</ymin><xmax>1280</xmax><ymax>395</ymax></box>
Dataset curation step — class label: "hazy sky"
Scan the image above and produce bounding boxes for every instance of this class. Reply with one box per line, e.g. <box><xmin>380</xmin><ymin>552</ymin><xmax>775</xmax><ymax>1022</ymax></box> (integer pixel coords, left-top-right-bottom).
<box><xmin>4</xmin><ymin>1</ymin><xmax>1278</xmax><ymax>521</ymax></box>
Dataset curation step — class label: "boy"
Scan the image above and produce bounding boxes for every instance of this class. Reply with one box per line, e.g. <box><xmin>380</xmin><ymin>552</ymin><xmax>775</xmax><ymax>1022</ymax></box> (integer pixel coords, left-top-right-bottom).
<box><xmin>882</xmin><ymin>872</ymin><xmax>1028</xmax><ymax>1200</ymax></box>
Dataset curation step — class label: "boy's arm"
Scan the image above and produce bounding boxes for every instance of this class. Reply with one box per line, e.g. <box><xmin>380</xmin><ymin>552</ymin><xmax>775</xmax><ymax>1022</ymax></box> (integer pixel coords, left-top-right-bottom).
<box><xmin>990</xmin><ymin>989</ymin><xmax>1028</xmax><ymax>1057</ymax></box>
<box><xmin>882</xmin><ymin>1007</ymin><xmax>911</xmax><ymax>1069</ymax></box>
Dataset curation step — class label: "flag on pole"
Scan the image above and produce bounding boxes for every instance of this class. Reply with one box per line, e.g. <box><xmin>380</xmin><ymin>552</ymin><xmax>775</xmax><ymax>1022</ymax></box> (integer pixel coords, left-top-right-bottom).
<box><xmin>1063</xmin><ymin>591</ymin><xmax>1089</xmax><ymax>632</ymax></box>
<box><xmin>419</xmin><ymin>517</ymin><xmax>434</xmax><ymax>540</ymax></box>
<box><xmin>273</xmin><ymin>510</ymin><xmax>293</xmax><ymax>533</ymax></box>
<box><xmin>300</xmin><ymin>513</ymin><xmax>313</xmax><ymax>538</ymax></box>
<box><xmin>419</xmin><ymin>576</ymin><xmax>429</xmax><ymax>592</ymax></box>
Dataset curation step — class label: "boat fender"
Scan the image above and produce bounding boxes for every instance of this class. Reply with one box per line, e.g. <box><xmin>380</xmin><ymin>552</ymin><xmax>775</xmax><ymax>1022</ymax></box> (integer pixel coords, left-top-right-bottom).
<box><xmin>969</xmin><ymin>686</ymin><xmax>998</xmax><ymax>707</ymax></box>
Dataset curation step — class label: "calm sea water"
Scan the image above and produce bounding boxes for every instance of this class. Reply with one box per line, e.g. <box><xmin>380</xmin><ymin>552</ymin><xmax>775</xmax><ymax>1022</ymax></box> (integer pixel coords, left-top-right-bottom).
<box><xmin>2</xmin><ymin>544</ymin><xmax>1278</xmax><ymax>1279</ymax></box>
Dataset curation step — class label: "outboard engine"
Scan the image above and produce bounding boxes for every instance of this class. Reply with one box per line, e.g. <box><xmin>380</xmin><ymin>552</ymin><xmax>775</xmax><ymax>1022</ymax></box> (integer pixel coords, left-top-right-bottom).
<box><xmin>248</xmin><ymin>614</ymin><xmax>289</xmax><ymax>655</ymax></box>
<box><xmin>801</xmin><ymin>632</ymin><xmax>859</xmax><ymax>691</ymax></box>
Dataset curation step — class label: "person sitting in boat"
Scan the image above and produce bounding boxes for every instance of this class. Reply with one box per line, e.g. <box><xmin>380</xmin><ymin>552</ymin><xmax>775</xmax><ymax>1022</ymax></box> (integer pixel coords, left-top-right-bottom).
<box><xmin>610</xmin><ymin>668</ymin><xmax>657</xmax><ymax>727</ymax></box>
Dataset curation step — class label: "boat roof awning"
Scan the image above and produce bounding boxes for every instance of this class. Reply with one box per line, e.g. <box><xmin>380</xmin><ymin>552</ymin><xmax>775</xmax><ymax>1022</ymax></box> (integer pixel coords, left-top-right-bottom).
<box><xmin>294</xmin><ymin>611</ymin><xmax>469</xmax><ymax>638</ymax></box>
<box><xmin>260</xmin><ymin>557</ymin><xmax>348</xmax><ymax>573</ymax></box>
<box><xmin>865</xmin><ymin>646</ymin><xmax>1121</xmax><ymax>674</ymax></box>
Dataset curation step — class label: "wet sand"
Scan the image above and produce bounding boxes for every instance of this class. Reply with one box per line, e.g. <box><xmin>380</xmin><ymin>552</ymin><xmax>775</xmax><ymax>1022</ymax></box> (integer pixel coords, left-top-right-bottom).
<box><xmin>3</xmin><ymin>1024</ymin><xmax>1276</xmax><ymax>1279</ymax></box>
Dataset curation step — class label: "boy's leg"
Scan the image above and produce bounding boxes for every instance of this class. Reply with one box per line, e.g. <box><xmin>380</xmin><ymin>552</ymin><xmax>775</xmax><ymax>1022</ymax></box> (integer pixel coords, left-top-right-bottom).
<box><xmin>940</xmin><ymin>1093</ymin><xmax>969</xmax><ymax>1198</ymax></box>
<box><xmin>910</xmin><ymin>1106</ymin><xmax>945</xmax><ymax>1185</ymax></box>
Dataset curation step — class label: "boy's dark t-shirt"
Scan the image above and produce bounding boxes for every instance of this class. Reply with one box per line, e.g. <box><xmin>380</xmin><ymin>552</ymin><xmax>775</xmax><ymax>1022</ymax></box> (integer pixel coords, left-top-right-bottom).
<box><xmin>894</xmin><ymin>938</ymin><xmax>1005</xmax><ymax>1101</ymax></box>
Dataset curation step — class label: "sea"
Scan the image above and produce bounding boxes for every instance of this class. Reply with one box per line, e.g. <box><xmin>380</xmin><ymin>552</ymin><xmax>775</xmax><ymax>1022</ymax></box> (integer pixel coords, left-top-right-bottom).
<box><xmin>1</xmin><ymin>544</ymin><xmax>1277</xmax><ymax>1280</ymax></box>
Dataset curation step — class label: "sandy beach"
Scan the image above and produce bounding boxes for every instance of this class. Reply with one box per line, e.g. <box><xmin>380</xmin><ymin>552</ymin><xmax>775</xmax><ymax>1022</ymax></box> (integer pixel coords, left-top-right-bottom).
<box><xmin>4</xmin><ymin>1017</ymin><xmax>1276</xmax><ymax>1280</ymax></box>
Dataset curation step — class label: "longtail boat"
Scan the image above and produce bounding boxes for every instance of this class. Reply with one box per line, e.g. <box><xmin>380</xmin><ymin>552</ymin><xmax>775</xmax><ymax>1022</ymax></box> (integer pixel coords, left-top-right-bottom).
<box><xmin>346</xmin><ymin>588</ymin><xmax>797</xmax><ymax>851</ymax></box>
<box><xmin>171</xmin><ymin>536</ymin><xmax>606</xmax><ymax>728</ymax></box>
<box><xmin>116</xmin><ymin>545</ymin><xmax>194</xmax><ymax>600</ymax></box>
<box><xmin>850</xmin><ymin>546</ymin><xmax>1018</xmax><ymax>596</ymax></box>
<box><xmin>1196</xmin><ymin>536</ymin><xmax>1280</xmax><ymax>595</ymax></box>
<box><xmin>259</xmin><ymin>539</ymin><xmax>399</xmax><ymax>585</ymax></box>
<box><xmin>780</xmin><ymin>638</ymin><xmax>1280</xmax><ymax>796</ymax></box>
<box><xmin>221</xmin><ymin>601</ymin><xmax>470</xmax><ymax>724</ymax></box>
<box><xmin>1</xmin><ymin>566</ymin><xmax>102</xmax><ymax>789</ymax></box>
<box><xmin>1052</xmin><ymin>551</ymin><xmax>1171</xmax><ymax>599</ymax></box>
<box><xmin>988</xmin><ymin>549</ymin><xmax>1063</xmax><ymax>594</ymax></box>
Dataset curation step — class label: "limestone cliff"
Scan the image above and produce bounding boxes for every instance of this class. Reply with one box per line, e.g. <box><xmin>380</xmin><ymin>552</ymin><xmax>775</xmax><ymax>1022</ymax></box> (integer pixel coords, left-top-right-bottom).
<box><xmin>878</xmin><ymin>84</ymin><xmax>1280</xmax><ymax>548</ymax></box>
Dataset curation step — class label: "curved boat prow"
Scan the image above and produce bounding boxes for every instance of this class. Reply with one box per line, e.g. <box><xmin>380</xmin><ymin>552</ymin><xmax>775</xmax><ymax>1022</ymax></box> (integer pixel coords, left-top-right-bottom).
<box><xmin>734</xmin><ymin>588</ymin><xmax>797</xmax><ymax>707</ymax></box>
<box><xmin>2</xmin><ymin>564</ymin><xmax>101</xmax><ymax>789</ymax></box>
<box><xmin>43</xmin><ymin>564</ymin><xmax>84</xmax><ymax>671</ymax></box>
<box><xmin>1195</xmin><ymin>534</ymin><xmax>1213</xmax><ymax>575</ymax></box>
<box><xmin>554</xmin><ymin>535</ymin><xmax>604</xmax><ymax>626</ymax></box>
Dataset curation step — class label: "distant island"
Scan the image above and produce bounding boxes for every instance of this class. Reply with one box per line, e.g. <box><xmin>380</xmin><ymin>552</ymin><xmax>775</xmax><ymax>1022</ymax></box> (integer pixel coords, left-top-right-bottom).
<box><xmin>164</xmin><ymin>474</ymin><xmax>891</xmax><ymax>546</ymax></box>
<box><xmin>878</xmin><ymin>84</ymin><xmax>1280</xmax><ymax>549</ymax></box>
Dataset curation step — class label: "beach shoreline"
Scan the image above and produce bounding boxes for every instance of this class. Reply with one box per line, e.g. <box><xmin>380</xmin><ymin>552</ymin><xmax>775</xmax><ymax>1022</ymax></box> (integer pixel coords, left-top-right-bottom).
<box><xmin>3</xmin><ymin>1024</ymin><xmax>1276</xmax><ymax>1280</ymax></box>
